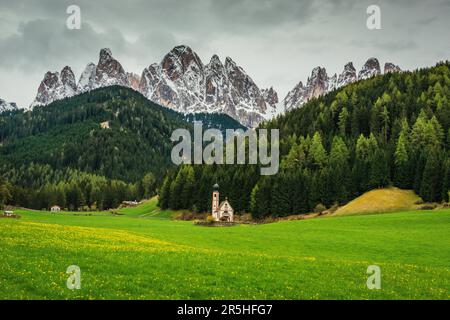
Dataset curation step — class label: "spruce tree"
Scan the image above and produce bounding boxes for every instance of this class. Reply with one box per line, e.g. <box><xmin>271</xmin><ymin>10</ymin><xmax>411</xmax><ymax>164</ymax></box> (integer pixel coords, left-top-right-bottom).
<box><xmin>394</xmin><ymin>123</ymin><xmax>411</xmax><ymax>188</ymax></box>
<box><xmin>420</xmin><ymin>148</ymin><xmax>442</xmax><ymax>202</ymax></box>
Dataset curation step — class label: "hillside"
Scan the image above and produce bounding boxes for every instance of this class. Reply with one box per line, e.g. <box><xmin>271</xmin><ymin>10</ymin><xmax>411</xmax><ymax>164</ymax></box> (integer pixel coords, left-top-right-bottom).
<box><xmin>0</xmin><ymin>86</ymin><xmax>244</xmax><ymax>211</ymax></box>
<box><xmin>159</xmin><ymin>62</ymin><xmax>450</xmax><ymax>217</ymax></box>
<box><xmin>332</xmin><ymin>188</ymin><xmax>422</xmax><ymax>216</ymax></box>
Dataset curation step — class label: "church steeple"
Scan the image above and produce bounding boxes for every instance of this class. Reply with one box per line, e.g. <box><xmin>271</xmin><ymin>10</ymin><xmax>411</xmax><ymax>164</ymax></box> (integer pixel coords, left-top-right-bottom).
<box><xmin>212</xmin><ymin>183</ymin><xmax>220</xmax><ymax>220</ymax></box>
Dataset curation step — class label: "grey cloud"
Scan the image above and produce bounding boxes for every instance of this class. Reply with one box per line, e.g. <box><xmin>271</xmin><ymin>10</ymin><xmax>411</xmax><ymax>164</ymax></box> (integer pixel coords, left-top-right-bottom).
<box><xmin>349</xmin><ymin>39</ymin><xmax>418</xmax><ymax>52</ymax></box>
<box><xmin>0</xmin><ymin>18</ymin><xmax>129</xmax><ymax>72</ymax></box>
<box><xmin>416</xmin><ymin>16</ymin><xmax>438</xmax><ymax>26</ymax></box>
<box><xmin>380</xmin><ymin>40</ymin><xmax>418</xmax><ymax>52</ymax></box>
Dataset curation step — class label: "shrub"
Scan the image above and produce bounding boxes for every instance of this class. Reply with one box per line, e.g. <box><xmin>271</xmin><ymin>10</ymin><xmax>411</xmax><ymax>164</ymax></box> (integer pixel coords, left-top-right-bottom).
<box><xmin>328</xmin><ymin>203</ymin><xmax>339</xmax><ymax>213</ymax></box>
<box><xmin>239</xmin><ymin>213</ymin><xmax>252</xmax><ymax>222</ymax></box>
<box><xmin>420</xmin><ymin>204</ymin><xmax>437</xmax><ymax>210</ymax></box>
<box><xmin>314</xmin><ymin>203</ymin><xmax>327</xmax><ymax>214</ymax></box>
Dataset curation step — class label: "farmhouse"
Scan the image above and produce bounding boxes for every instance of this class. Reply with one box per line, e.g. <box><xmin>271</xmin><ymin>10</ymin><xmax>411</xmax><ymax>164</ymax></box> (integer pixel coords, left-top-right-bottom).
<box><xmin>51</xmin><ymin>205</ymin><xmax>61</xmax><ymax>212</ymax></box>
<box><xmin>4</xmin><ymin>210</ymin><xmax>14</xmax><ymax>217</ymax></box>
<box><xmin>211</xmin><ymin>183</ymin><xmax>234</xmax><ymax>222</ymax></box>
<box><xmin>122</xmin><ymin>200</ymin><xmax>139</xmax><ymax>207</ymax></box>
<box><xmin>100</xmin><ymin>121</ymin><xmax>110</xmax><ymax>129</ymax></box>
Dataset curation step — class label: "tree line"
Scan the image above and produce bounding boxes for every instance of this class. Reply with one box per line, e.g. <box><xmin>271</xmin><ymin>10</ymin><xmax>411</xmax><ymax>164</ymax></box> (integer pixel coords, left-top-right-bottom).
<box><xmin>0</xmin><ymin>163</ymin><xmax>157</xmax><ymax>211</ymax></box>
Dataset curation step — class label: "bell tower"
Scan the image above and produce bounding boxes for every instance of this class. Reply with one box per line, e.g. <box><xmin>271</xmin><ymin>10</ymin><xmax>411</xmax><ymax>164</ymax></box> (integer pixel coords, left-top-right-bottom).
<box><xmin>212</xmin><ymin>183</ymin><xmax>219</xmax><ymax>219</ymax></box>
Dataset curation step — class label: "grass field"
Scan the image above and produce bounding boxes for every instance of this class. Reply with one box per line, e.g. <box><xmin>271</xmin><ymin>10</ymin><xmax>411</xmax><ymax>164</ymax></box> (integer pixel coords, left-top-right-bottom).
<box><xmin>0</xmin><ymin>198</ymin><xmax>449</xmax><ymax>300</ymax></box>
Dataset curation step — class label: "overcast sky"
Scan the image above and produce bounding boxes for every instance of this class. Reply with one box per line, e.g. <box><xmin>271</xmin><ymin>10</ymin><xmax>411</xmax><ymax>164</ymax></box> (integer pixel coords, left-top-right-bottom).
<box><xmin>0</xmin><ymin>0</ymin><xmax>449</xmax><ymax>107</ymax></box>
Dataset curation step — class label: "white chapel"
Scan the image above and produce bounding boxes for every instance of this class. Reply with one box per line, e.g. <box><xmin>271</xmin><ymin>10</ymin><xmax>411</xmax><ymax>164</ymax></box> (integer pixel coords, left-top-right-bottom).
<box><xmin>211</xmin><ymin>183</ymin><xmax>234</xmax><ymax>222</ymax></box>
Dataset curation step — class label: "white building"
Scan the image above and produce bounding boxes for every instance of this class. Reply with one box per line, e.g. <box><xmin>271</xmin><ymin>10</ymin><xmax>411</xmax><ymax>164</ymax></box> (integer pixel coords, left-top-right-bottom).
<box><xmin>4</xmin><ymin>211</ymin><xmax>14</xmax><ymax>217</ymax></box>
<box><xmin>211</xmin><ymin>183</ymin><xmax>234</xmax><ymax>222</ymax></box>
<box><xmin>51</xmin><ymin>205</ymin><xmax>61</xmax><ymax>212</ymax></box>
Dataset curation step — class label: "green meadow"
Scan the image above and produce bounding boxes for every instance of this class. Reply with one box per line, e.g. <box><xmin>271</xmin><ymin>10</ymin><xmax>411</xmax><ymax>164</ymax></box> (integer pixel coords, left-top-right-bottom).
<box><xmin>0</xmin><ymin>198</ymin><xmax>449</xmax><ymax>300</ymax></box>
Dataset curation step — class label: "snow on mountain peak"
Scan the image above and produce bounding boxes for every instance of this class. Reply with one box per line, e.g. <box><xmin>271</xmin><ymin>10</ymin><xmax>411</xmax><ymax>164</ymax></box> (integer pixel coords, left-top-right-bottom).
<box><xmin>60</xmin><ymin>66</ymin><xmax>77</xmax><ymax>97</ymax></box>
<box><xmin>337</xmin><ymin>62</ymin><xmax>357</xmax><ymax>88</ymax></box>
<box><xmin>358</xmin><ymin>57</ymin><xmax>381</xmax><ymax>80</ymax></box>
<box><xmin>31</xmin><ymin>70</ymin><xmax>71</xmax><ymax>108</ymax></box>
<box><xmin>78</xmin><ymin>62</ymin><xmax>97</xmax><ymax>93</ymax></box>
<box><xmin>384</xmin><ymin>62</ymin><xmax>402</xmax><ymax>74</ymax></box>
<box><xmin>94</xmin><ymin>48</ymin><xmax>129</xmax><ymax>88</ymax></box>
<box><xmin>208</xmin><ymin>54</ymin><xmax>224</xmax><ymax>70</ymax></box>
<box><xmin>0</xmin><ymin>98</ymin><xmax>19</xmax><ymax>113</ymax></box>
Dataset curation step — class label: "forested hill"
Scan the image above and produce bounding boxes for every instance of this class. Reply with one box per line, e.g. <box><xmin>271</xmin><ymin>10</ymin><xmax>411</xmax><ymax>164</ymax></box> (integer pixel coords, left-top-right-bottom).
<box><xmin>159</xmin><ymin>62</ymin><xmax>450</xmax><ymax>217</ymax></box>
<box><xmin>0</xmin><ymin>86</ymin><xmax>244</xmax><ymax>210</ymax></box>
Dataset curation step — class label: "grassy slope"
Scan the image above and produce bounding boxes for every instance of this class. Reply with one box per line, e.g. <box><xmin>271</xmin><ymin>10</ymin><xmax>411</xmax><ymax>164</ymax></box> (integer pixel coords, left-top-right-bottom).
<box><xmin>333</xmin><ymin>188</ymin><xmax>422</xmax><ymax>216</ymax></box>
<box><xmin>0</xmin><ymin>201</ymin><xmax>449</xmax><ymax>299</ymax></box>
<box><xmin>117</xmin><ymin>197</ymin><xmax>175</xmax><ymax>219</ymax></box>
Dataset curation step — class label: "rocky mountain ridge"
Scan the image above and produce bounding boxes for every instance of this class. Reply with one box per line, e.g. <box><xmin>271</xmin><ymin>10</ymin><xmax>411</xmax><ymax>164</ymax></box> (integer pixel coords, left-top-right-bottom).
<box><xmin>31</xmin><ymin>47</ymin><xmax>401</xmax><ymax>126</ymax></box>
<box><xmin>283</xmin><ymin>58</ymin><xmax>401</xmax><ymax>111</ymax></box>
<box><xmin>31</xmin><ymin>46</ymin><xmax>278</xmax><ymax>127</ymax></box>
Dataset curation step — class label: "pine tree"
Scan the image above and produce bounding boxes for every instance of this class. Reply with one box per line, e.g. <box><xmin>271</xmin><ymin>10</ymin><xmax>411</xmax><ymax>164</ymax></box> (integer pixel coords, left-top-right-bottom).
<box><xmin>270</xmin><ymin>173</ymin><xmax>292</xmax><ymax>217</ymax></box>
<box><xmin>420</xmin><ymin>148</ymin><xmax>443</xmax><ymax>202</ymax></box>
<box><xmin>309</xmin><ymin>132</ymin><xmax>327</xmax><ymax>169</ymax></box>
<box><xmin>394</xmin><ymin>120</ymin><xmax>411</xmax><ymax>188</ymax></box>
<box><xmin>369</xmin><ymin>148</ymin><xmax>390</xmax><ymax>188</ymax></box>
<box><xmin>442</xmin><ymin>156</ymin><xmax>450</xmax><ymax>202</ymax></box>
<box><xmin>0</xmin><ymin>177</ymin><xmax>12</xmax><ymax>209</ymax></box>
<box><xmin>141</xmin><ymin>172</ymin><xmax>156</xmax><ymax>199</ymax></box>
<box><xmin>338</xmin><ymin>107</ymin><xmax>349</xmax><ymax>136</ymax></box>
<box><xmin>158</xmin><ymin>176</ymin><xmax>171</xmax><ymax>209</ymax></box>
<box><xmin>169</xmin><ymin>169</ymin><xmax>186</xmax><ymax>210</ymax></box>
<box><xmin>329</xmin><ymin>136</ymin><xmax>350</xmax><ymax>204</ymax></box>
<box><xmin>250</xmin><ymin>178</ymin><xmax>272</xmax><ymax>219</ymax></box>
<box><xmin>181</xmin><ymin>167</ymin><xmax>195</xmax><ymax>209</ymax></box>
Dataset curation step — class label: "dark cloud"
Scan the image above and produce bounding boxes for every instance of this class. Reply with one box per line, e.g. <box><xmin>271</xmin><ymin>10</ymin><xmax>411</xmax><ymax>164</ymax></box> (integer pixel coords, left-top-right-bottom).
<box><xmin>0</xmin><ymin>19</ymin><xmax>128</xmax><ymax>72</ymax></box>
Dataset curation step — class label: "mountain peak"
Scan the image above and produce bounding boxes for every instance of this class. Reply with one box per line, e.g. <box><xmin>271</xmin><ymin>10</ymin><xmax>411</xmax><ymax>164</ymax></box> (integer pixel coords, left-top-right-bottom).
<box><xmin>60</xmin><ymin>66</ymin><xmax>77</xmax><ymax>97</ymax></box>
<box><xmin>0</xmin><ymin>98</ymin><xmax>18</xmax><ymax>113</ymax></box>
<box><xmin>162</xmin><ymin>45</ymin><xmax>203</xmax><ymax>81</ymax></box>
<box><xmin>61</xmin><ymin>66</ymin><xmax>76</xmax><ymax>86</ymax></box>
<box><xmin>344</xmin><ymin>62</ymin><xmax>356</xmax><ymax>71</ymax></box>
<box><xmin>95</xmin><ymin>48</ymin><xmax>129</xmax><ymax>88</ymax></box>
<box><xmin>337</xmin><ymin>62</ymin><xmax>357</xmax><ymax>88</ymax></box>
<box><xmin>358</xmin><ymin>58</ymin><xmax>381</xmax><ymax>80</ymax></box>
<box><xmin>172</xmin><ymin>45</ymin><xmax>193</xmax><ymax>54</ymax></box>
<box><xmin>208</xmin><ymin>54</ymin><xmax>223</xmax><ymax>67</ymax></box>
<box><xmin>384</xmin><ymin>62</ymin><xmax>402</xmax><ymax>74</ymax></box>
<box><xmin>31</xmin><ymin>70</ymin><xmax>65</xmax><ymax>108</ymax></box>
<box><xmin>99</xmin><ymin>48</ymin><xmax>113</xmax><ymax>61</ymax></box>
<box><xmin>78</xmin><ymin>63</ymin><xmax>97</xmax><ymax>93</ymax></box>
<box><xmin>224</xmin><ymin>57</ymin><xmax>237</xmax><ymax>69</ymax></box>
